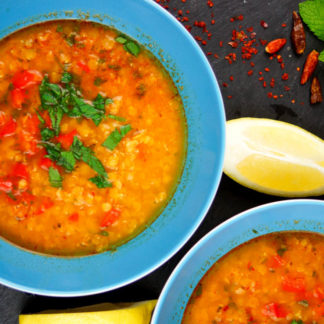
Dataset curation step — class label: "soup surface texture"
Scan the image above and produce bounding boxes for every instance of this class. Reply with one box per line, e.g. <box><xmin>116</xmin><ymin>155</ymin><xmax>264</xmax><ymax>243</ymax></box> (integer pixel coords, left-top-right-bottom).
<box><xmin>183</xmin><ymin>232</ymin><xmax>324</xmax><ymax>324</ymax></box>
<box><xmin>0</xmin><ymin>21</ymin><xmax>186</xmax><ymax>255</ymax></box>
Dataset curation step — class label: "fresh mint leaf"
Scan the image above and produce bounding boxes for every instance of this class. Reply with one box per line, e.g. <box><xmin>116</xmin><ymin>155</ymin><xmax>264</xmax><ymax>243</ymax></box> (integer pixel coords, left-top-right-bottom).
<box><xmin>59</xmin><ymin>151</ymin><xmax>76</xmax><ymax>172</ymax></box>
<box><xmin>73</xmin><ymin>96</ymin><xmax>105</xmax><ymax>126</ymax></box>
<box><xmin>102</xmin><ymin>124</ymin><xmax>131</xmax><ymax>150</ymax></box>
<box><xmin>124</xmin><ymin>41</ymin><xmax>140</xmax><ymax>57</ymax></box>
<box><xmin>71</xmin><ymin>136</ymin><xmax>83</xmax><ymax>160</ymax></box>
<box><xmin>319</xmin><ymin>49</ymin><xmax>324</xmax><ymax>62</ymax></box>
<box><xmin>94</xmin><ymin>77</ymin><xmax>105</xmax><ymax>86</ymax></box>
<box><xmin>41</xmin><ymin>128</ymin><xmax>55</xmax><ymax>141</ymax></box>
<box><xmin>35</xmin><ymin>110</ymin><xmax>45</xmax><ymax>125</ymax></box>
<box><xmin>89</xmin><ymin>175</ymin><xmax>112</xmax><ymax>188</ymax></box>
<box><xmin>105</xmin><ymin>98</ymin><xmax>113</xmax><ymax>105</ymax></box>
<box><xmin>43</xmin><ymin>142</ymin><xmax>62</xmax><ymax>162</ymax></box>
<box><xmin>115</xmin><ymin>36</ymin><xmax>127</xmax><ymax>44</ymax></box>
<box><xmin>81</xmin><ymin>146</ymin><xmax>107</xmax><ymax>178</ymax></box>
<box><xmin>61</xmin><ymin>72</ymin><xmax>73</xmax><ymax>84</ymax></box>
<box><xmin>48</xmin><ymin>167</ymin><xmax>62</xmax><ymax>188</ymax></box>
<box><xmin>299</xmin><ymin>0</ymin><xmax>324</xmax><ymax>41</ymax></box>
<box><xmin>107</xmin><ymin>114</ymin><xmax>126</xmax><ymax>122</ymax></box>
<box><xmin>49</xmin><ymin>106</ymin><xmax>64</xmax><ymax>136</ymax></box>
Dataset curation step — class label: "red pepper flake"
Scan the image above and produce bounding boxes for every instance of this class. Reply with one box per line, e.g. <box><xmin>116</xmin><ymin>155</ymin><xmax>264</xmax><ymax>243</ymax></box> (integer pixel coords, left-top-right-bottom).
<box><xmin>280</xmin><ymin>63</ymin><xmax>285</xmax><ymax>70</ymax></box>
<box><xmin>284</xmin><ymin>86</ymin><xmax>290</xmax><ymax>91</ymax></box>
<box><xmin>270</xmin><ymin>78</ymin><xmax>275</xmax><ymax>88</ymax></box>
<box><xmin>259</xmin><ymin>71</ymin><xmax>263</xmax><ymax>75</ymax></box>
<box><xmin>202</xmin><ymin>40</ymin><xmax>207</xmax><ymax>45</ymax></box>
<box><xmin>264</xmin><ymin>67</ymin><xmax>270</xmax><ymax>72</ymax></box>
<box><xmin>246</xmin><ymin>27</ymin><xmax>254</xmax><ymax>33</ymax></box>
<box><xmin>247</xmin><ymin>70</ymin><xmax>253</xmax><ymax>76</ymax></box>
<box><xmin>219</xmin><ymin>41</ymin><xmax>223</xmax><ymax>47</ymax></box>
<box><xmin>207</xmin><ymin>52</ymin><xmax>212</xmax><ymax>56</ymax></box>
<box><xmin>291</xmin><ymin>99</ymin><xmax>295</xmax><ymax>104</ymax></box>
<box><xmin>281</xmin><ymin>73</ymin><xmax>289</xmax><ymax>81</ymax></box>
<box><xmin>182</xmin><ymin>0</ymin><xmax>186</xmax><ymax>2</ymax></box>
<box><xmin>297</xmin><ymin>67</ymin><xmax>300</xmax><ymax>71</ymax></box>
<box><xmin>282</xmin><ymin>23</ymin><xmax>287</xmax><ymax>27</ymax></box>
<box><xmin>280</xmin><ymin>94</ymin><xmax>284</xmax><ymax>98</ymax></box>
<box><xmin>214</xmin><ymin>53</ymin><xmax>219</xmax><ymax>59</ymax></box>
<box><xmin>227</xmin><ymin>95</ymin><xmax>233</xmax><ymax>99</ymax></box>
<box><xmin>267</xmin><ymin>92</ymin><xmax>273</xmax><ymax>98</ymax></box>
<box><xmin>250</xmin><ymin>62</ymin><xmax>255</xmax><ymax>67</ymax></box>
<box><xmin>223</xmin><ymin>82</ymin><xmax>228</xmax><ymax>87</ymax></box>
<box><xmin>178</xmin><ymin>10</ymin><xmax>183</xmax><ymax>16</ymax></box>
<box><xmin>228</xmin><ymin>41</ymin><xmax>238</xmax><ymax>48</ymax></box>
<box><xmin>229</xmin><ymin>76</ymin><xmax>234</xmax><ymax>81</ymax></box>
<box><xmin>237</xmin><ymin>14</ymin><xmax>244</xmax><ymax>21</ymax></box>
<box><xmin>260</xmin><ymin>20</ymin><xmax>268</xmax><ymax>28</ymax></box>
<box><xmin>263</xmin><ymin>81</ymin><xmax>267</xmax><ymax>88</ymax></box>
<box><xmin>195</xmin><ymin>36</ymin><xmax>202</xmax><ymax>41</ymax></box>
<box><xmin>186</xmin><ymin>10</ymin><xmax>190</xmax><ymax>14</ymax></box>
<box><xmin>182</xmin><ymin>17</ymin><xmax>189</xmax><ymax>22</ymax></box>
<box><xmin>269</xmin><ymin>56</ymin><xmax>274</xmax><ymax>60</ymax></box>
<box><xmin>230</xmin><ymin>17</ymin><xmax>235</xmax><ymax>22</ymax></box>
<box><xmin>207</xmin><ymin>0</ymin><xmax>214</xmax><ymax>7</ymax></box>
<box><xmin>185</xmin><ymin>25</ymin><xmax>192</xmax><ymax>32</ymax></box>
<box><xmin>259</xmin><ymin>39</ymin><xmax>268</xmax><ymax>46</ymax></box>
<box><xmin>223</xmin><ymin>305</ymin><xmax>229</xmax><ymax>312</ymax></box>
<box><xmin>273</xmin><ymin>95</ymin><xmax>278</xmax><ymax>99</ymax></box>
<box><xmin>259</xmin><ymin>76</ymin><xmax>264</xmax><ymax>81</ymax></box>
<box><xmin>211</xmin><ymin>19</ymin><xmax>215</xmax><ymax>25</ymax></box>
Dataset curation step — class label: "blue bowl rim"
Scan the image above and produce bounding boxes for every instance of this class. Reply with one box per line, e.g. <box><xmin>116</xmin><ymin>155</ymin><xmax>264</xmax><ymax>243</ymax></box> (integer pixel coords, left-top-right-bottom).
<box><xmin>152</xmin><ymin>198</ymin><xmax>324</xmax><ymax>323</ymax></box>
<box><xmin>0</xmin><ymin>0</ymin><xmax>226</xmax><ymax>296</ymax></box>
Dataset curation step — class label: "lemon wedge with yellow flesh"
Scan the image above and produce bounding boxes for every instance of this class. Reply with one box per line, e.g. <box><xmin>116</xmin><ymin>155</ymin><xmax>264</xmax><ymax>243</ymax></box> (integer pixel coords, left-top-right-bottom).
<box><xmin>19</xmin><ymin>300</ymin><xmax>157</xmax><ymax>324</ymax></box>
<box><xmin>224</xmin><ymin>118</ymin><xmax>324</xmax><ymax>197</ymax></box>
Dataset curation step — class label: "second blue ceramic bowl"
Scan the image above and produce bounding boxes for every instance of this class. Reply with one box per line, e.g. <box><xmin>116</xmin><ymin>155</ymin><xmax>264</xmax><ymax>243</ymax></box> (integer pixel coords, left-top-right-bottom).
<box><xmin>0</xmin><ymin>0</ymin><xmax>225</xmax><ymax>295</ymax></box>
<box><xmin>152</xmin><ymin>199</ymin><xmax>324</xmax><ymax>323</ymax></box>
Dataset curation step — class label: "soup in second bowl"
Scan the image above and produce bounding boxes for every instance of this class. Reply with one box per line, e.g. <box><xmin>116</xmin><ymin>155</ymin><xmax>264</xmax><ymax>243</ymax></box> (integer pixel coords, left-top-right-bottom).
<box><xmin>0</xmin><ymin>20</ymin><xmax>186</xmax><ymax>256</ymax></box>
<box><xmin>183</xmin><ymin>232</ymin><xmax>324</xmax><ymax>324</ymax></box>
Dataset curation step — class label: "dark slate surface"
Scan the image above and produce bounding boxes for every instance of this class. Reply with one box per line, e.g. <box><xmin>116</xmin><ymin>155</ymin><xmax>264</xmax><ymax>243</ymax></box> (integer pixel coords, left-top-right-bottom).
<box><xmin>1</xmin><ymin>0</ymin><xmax>323</xmax><ymax>323</ymax></box>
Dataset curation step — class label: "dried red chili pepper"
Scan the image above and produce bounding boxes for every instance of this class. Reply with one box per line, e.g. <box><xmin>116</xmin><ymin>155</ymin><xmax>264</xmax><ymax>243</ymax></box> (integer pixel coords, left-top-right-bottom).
<box><xmin>291</xmin><ymin>11</ymin><xmax>306</xmax><ymax>55</ymax></box>
<box><xmin>310</xmin><ymin>76</ymin><xmax>323</xmax><ymax>104</ymax></box>
<box><xmin>301</xmin><ymin>50</ymin><xmax>319</xmax><ymax>85</ymax></box>
<box><xmin>265</xmin><ymin>38</ymin><xmax>287</xmax><ymax>54</ymax></box>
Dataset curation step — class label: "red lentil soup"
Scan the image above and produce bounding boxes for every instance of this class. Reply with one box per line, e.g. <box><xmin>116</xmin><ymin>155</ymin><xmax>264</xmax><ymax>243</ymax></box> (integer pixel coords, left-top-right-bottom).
<box><xmin>183</xmin><ymin>232</ymin><xmax>324</xmax><ymax>324</ymax></box>
<box><xmin>0</xmin><ymin>20</ymin><xmax>186</xmax><ymax>256</ymax></box>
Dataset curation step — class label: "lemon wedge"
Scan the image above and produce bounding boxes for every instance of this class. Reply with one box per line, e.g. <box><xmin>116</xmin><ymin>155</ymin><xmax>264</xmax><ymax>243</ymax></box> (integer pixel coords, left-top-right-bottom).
<box><xmin>19</xmin><ymin>300</ymin><xmax>157</xmax><ymax>324</ymax></box>
<box><xmin>224</xmin><ymin>117</ymin><xmax>324</xmax><ymax>197</ymax></box>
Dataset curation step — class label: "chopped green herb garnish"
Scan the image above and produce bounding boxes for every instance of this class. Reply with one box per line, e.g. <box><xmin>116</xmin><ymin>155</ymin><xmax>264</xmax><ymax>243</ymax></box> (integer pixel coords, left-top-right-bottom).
<box><xmin>124</xmin><ymin>41</ymin><xmax>140</xmax><ymax>57</ymax></box>
<box><xmin>252</xmin><ymin>229</ymin><xmax>258</xmax><ymax>234</ymax></box>
<box><xmin>7</xmin><ymin>192</ymin><xmax>17</xmax><ymax>201</ymax></box>
<box><xmin>277</xmin><ymin>247</ymin><xmax>287</xmax><ymax>256</ymax></box>
<box><xmin>89</xmin><ymin>175</ymin><xmax>112</xmax><ymax>188</ymax></box>
<box><xmin>81</xmin><ymin>145</ymin><xmax>107</xmax><ymax>178</ymax></box>
<box><xmin>43</xmin><ymin>142</ymin><xmax>62</xmax><ymax>162</ymax></box>
<box><xmin>35</xmin><ymin>110</ymin><xmax>45</xmax><ymax>125</ymax></box>
<box><xmin>98</xmin><ymin>58</ymin><xmax>106</xmax><ymax>64</ymax></box>
<box><xmin>56</xmin><ymin>25</ymin><xmax>63</xmax><ymax>33</ymax></box>
<box><xmin>41</xmin><ymin>128</ymin><xmax>55</xmax><ymax>141</ymax></box>
<box><xmin>107</xmin><ymin>114</ymin><xmax>126</xmax><ymax>122</ymax></box>
<box><xmin>65</xmin><ymin>33</ymin><xmax>76</xmax><ymax>46</ymax></box>
<box><xmin>291</xmin><ymin>320</ymin><xmax>304</xmax><ymax>324</ymax></box>
<box><xmin>61</xmin><ymin>72</ymin><xmax>73</xmax><ymax>84</ymax></box>
<box><xmin>115</xmin><ymin>35</ymin><xmax>141</xmax><ymax>57</ymax></box>
<box><xmin>115</xmin><ymin>36</ymin><xmax>127</xmax><ymax>44</ymax></box>
<box><xmin>136</xmin><ymin>83</ymin><xmax>146</xmax><ymax>97</ymax></box>
<box><xmin>99</xmin><ymin>230</ymin><xmax>109</xmax><ymax>236</ymax></box>
<box><xmin>194</xmin><ymin>284</ymin><xmax>203</xmax><ymax>298</ymax></box>
<box><xmin>102</xmin><ymin>124</ymin><xmax>132</xmax><ymax>150</ymax></box>
<box><xmin>108</xmin><ymin>64</ymin><xmax>121</xmax><ymax>70</ymax></box>
<box><xmin>94</xmin><ymin>77</ymin><xmax>105</xmax><ymax>86</ymax></box>
<box><xmin>59</xmin><ymin>151</ymin><xmax>76</xmax><ymax>172</ymax></box>
<box><xmin>70</xmin><ymin>136</ymin><xmax>83</xmax><ymax>160</ymax></box>
<box><xmin>48</xmin><ymin>167</ymin><xmax>63</xmax><ymax>188</ymax></box>
<box><xmin>297</xmin><ymin>300</ymin><xmax>309</xmax><ymax>307</ymax></box>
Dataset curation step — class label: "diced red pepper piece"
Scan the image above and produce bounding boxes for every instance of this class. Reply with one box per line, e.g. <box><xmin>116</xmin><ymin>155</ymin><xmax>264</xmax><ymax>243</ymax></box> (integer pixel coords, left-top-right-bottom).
<box><xmin>0</xmin><ymin>118</ymin><xmax>17</xmax><ymax>138</ymax></box>
<box><xmin>267</xmin><ymin>254</ymin><xmax>285</xmax><ymax>268</ymax></box>
<box><xmin>24</xmin><ymin>114</ymin><xmax>40</xmax><ymax>136</ymax></box>
<box><xmin>39</xmin><ymin>157</ymin><xmax>55</xmax><ymax>170</ymax></box>
<box><xmin>35</xmin><ymin>197</ymin><xmax>54</xmax><ymax>215</ymax></box>
<box><xmin>56</xmin><ymin>129</ymin><xmax>78</xmax><ymax>149</ymax></box>
<box><xmin>11</xmin><ymin>163</ymin><xmax>29</xmax><ymax>180</ymax></box>
<box><xmin>0</xmin><ymin>179</ymin><xmax>13</xmax><ymax>193</ymax></box>
<box><xmin>10</xmin><ymin>88</ymin><xmax>26</xmax><ymax>109</ymax></box>
<box><xmin>77</xmin><ymin>60</ymin><xmax>90</xmax><ymax>73</ymax></box>
<box><xmin>262</xmin><ymin>302</ymin><xmax>287</xmax><ymax>318</ymax></box>
<box><xmin>69</xmin><ymin>213</ymin><xmax>79</xmax><ymax>222</ymax></box>
<box><xmin>282</xmin><ymin>276</ymin><xmax>306</xmax><ymax>293</ymax></box>
<box><xmin>19</xmin><ymin>191</ymin><xmax>35</xmax><ymax>204</ymax></box>
<box><xmin>12</xmin><ymin>70</ymin><xmax>43</xmax><ymax>89</ymax></box>
<box><xmin>0</xmin><ymin>112</ymin><xmax>6</xmax><ymax>126</ymax></box>
<box><xmin>100</xmin><ymin>208</ymin><xmax>120</xmax><ymax>228</ymax></box>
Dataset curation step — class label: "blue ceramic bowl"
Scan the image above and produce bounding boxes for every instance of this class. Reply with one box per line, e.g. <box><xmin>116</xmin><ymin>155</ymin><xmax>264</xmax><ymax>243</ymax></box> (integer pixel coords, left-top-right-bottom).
<box><xmin>152</xmin><ymin>199</ymin><xmax>324</xmax><ymax>323</ymax></box>
<box><xmin>0</xmin><ymin>0</ymin><xmax>225</xmax><ymax>295</ymax></box>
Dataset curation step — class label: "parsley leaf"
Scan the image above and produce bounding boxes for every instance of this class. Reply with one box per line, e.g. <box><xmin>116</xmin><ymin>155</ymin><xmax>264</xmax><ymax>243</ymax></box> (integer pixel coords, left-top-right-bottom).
<box><xmin>43</xmin><ymin>142</ymin><xmax>62</xmax><ymax>162</ymax></box>
<box><xmin>61</xmin><ymin>72</ymin><xmax>73</xmax><ymax>84</ymax></box>
<box><xmin>102</xmin><ymin>124</ymin><xmax>132</xmax><ymax>150</ymax></box>
<box><xmin>48</xmin><ymin>167</ymin><xmax>62</xmax><ymax>188</ymax></box>
<box><xmin>41</xmin><ymin>128</ymin><xmax>55</xmax><ymax>141</ymax></box>
<box><xmin>107</xmin><ymin>114</ymin><xmax>126</xmax><ymax>122</ymax></box>
<box><xmin>115</xmin><ymin>35</ymin><xmax>141</xmax><ymax>57</ymax></box>
<box><xmin>71</xmin><ymin>136</ymin><xmax>83</xmax><ymax>160</ymax></box>
<box><xmin>59</xmin><ymin>151</ymin><xmax>76</xmax><ymax>172</ymax></box>
<box><xmin>299</xmin><ymin>0</ymin><xmax>324</xmax><ymax>42</ymax></box>
<box><xmin>35</xmin><ymin>110</ymin><xmax>45</xmax><ymax>125</ymax></box>
<box><xmin>89</xmin><ymin>175</ymin><xmax>112</xmax><ymax>188</ymax></box>
<box><xmin>81</xmin><ymin>145</ymin><xmax>107</xmax><ymax>178</ymax></box>
<box><xmin>94</xmin><ymin>77</ymin><xmax>105</xmax><ymax>86</ymax></box>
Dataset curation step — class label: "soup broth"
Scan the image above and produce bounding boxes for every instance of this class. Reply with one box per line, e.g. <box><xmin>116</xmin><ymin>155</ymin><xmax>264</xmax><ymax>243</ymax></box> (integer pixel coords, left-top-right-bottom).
<box><xmin>0</xmin><ymin>21</ymin><xmax>186</xmax><ymax>255</ymax></box>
